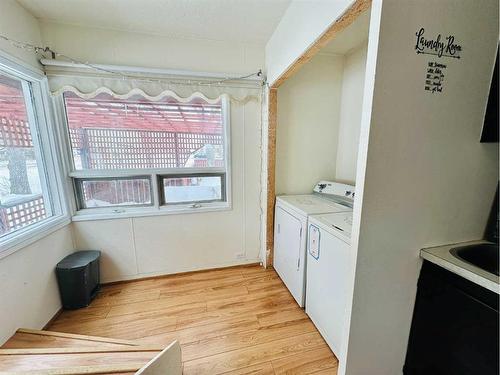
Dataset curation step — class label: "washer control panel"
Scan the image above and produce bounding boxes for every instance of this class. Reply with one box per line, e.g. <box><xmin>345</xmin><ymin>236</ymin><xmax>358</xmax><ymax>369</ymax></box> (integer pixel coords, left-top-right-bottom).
<box><xmin>313</xmin><ymin>181</ymin><xmax>355</xmax><ymax>205</ymax></box>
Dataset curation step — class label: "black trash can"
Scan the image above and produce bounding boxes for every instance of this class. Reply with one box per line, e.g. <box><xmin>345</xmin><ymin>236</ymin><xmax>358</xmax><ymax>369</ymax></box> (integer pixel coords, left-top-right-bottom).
<box><xmin>56</xmin><ymin>250</ymin><xmax>101</xmax><ymax>309</ymax></box>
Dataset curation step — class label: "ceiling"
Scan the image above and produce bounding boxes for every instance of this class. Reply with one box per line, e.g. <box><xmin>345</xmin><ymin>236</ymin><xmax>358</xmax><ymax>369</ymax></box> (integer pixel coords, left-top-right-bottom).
<box><xmin>16</xmin><ymin>0</ymin><xmax>291</xmax><ymax>44</ymax></box>
<box><xmin>322</xmin><ymin>9</ymin><xmax>370</xmax><ymax>54</ymax></box>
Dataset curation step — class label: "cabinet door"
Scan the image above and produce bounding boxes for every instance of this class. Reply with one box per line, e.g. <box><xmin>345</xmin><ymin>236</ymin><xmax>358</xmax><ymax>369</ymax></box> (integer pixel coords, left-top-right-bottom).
<box><xmin>274</xmin><ymin>206</ymin><xmax>304</xmax><ymax>304</ymax></box>
<box><xmin>405</xmin><ymin>263</ymin><xmax>499</xmax><ymax>375</ymax></box>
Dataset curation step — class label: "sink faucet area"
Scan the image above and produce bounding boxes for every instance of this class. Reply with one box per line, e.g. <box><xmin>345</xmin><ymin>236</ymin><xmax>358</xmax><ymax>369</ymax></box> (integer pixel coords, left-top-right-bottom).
<box><xmin>450</xmin><ymin>243</ymin><xmax>499</xmax><ymax>276</ymax></box>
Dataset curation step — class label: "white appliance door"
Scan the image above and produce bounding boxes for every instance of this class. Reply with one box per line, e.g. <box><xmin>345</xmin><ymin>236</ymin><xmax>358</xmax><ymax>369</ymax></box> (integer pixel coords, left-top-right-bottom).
<box><xmin>306</xmin><ymin>223</ymin><xmax>350</xmax><ymax>356</ymax></box>
<box><xmin>274</xmin><ymin>206</ymin><xmax>306</xmax><ymax>306</ymax></box>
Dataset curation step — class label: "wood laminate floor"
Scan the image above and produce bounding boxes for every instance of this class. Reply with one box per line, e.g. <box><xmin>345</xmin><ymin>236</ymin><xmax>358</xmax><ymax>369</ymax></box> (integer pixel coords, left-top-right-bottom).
<box><xmin>46</xmin><ymin>265</ymin><xmax>338</xmax><ymax>374</ymax></box>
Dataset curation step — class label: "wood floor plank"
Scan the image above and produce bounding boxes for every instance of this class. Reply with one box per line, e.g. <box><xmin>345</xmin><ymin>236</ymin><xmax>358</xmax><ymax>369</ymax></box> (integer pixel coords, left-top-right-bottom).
<box><xmin>106</xmin><ymin>299</ymin><xmax>206</xmax><ymax>319</ymax></box>
<box><xmin>257</xmin><ymin>307</ymin><xmax>308</xmax><ymax>327</ymax></box>
<box><xmin>181</xmin><ymin>318</ymin><xmax>317</xmax><ymax>362</ymax></box>
<box><xmin>92</xmin><ymin>289</ymin><xmax>161</xmax><ymax>308</ymax></box>
<box><xmin>160</xmin><ymin>285</ymin><xmax>249</xmax><ymax>302</ymax></box>
<box><xmin>219</xmin><ymin>362</ymin><xmax>275</xmax><ymax>375</ymax></box>
<box><xmin>139</xmin><ymin>315</ymin><xmax>260</xmax><ymax>346</ymax></box>
<box><xmin>206</xmin><ymin>289</ymin><xmax>295</xmax><ymax>314</ymax></box>
<box><xmin>21</xmin><ymin>265</ymin><xmax>339</xmax><ymax>375</ymax></box>
<box><xmin>49</xmin><ymin>313</ymin><xmax>178</xmax><ymax>340</ymax></box>
<box><xmin>245</xmin><ymin>275</ymin><xmax>284</xmax><ymax>293</ymax></box>
<box><xmin>239</xmin><ymin>266</ymin><xmax>276</xmax><ymax>279</ymax></box>
<box><xmin>158</xmin><ymin>275</ymin><xmax>247</xmax><ymax>297</ymax></box>
<box><xmin>271</xmin><ymin>347</ymin><xmax>338</xmax><ymax>374</ymax></box>
<box><xmin>182</xmin><ymin>331</ymin><xmax>327</xmax><ymax>374</ymax></box>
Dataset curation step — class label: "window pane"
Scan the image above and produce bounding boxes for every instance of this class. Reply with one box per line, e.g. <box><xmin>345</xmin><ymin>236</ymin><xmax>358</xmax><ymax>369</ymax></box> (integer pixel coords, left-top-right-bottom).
<box><xmin>0</xmin><ymin>74</ymin><xmax>50</xmax><ymax>238</ymax></box>
<box><xmin>163</xmin><ymin>175</ymin><xmax>224</xmax><ymax>204</ymax></box>
<box><xmin>64</xmin><ymin>92</ymin><xmax>224</xmax><ymax>170</ymax></box>
<box><xmin>77</xmin><ymin>177</ymin><xmax>152</xmax><ymax>209</ymax></box>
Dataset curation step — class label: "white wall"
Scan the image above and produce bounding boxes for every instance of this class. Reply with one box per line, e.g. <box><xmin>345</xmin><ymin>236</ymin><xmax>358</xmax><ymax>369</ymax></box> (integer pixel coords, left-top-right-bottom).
<box><xmin>38</xmin><ymin>22</ymin><xmax>264</xmax><ymax>281</ymax></box>
<box><xmin>40</xmin><ymin>22</ymin><xmax>264</xmax><ymax>75</ymax></box>
<box><xmin>275</xmin><ymin>53</ymin><xmax>344</xmax><ymax>195</ymax></box>
<box><xmin>343</xmin><ymin>0</ymin><xmax>499</xmax><ymax>374</ymax></box>
<box><xmin>265</xmin><ymin>0</ymin><xmax>353</xmax><ymax>86</ymax></box>
<box><xmin>70</xmin><ymin>99</ymin><xmax>261</xmax><ymax>282</ymax></box>
<box><xmin>0</xmin><ymin>226</ymin><xmax>74</xmax><ymax>343</ymax></box>
<box><xmin>335</xmin><ymin>42</ymin><xmax>367</xmax><ymax>184</ymax></box>
<box><xmin>0</xmin><ymin>1</ymin><xmax>75</xmax><ymax>344</ymax></box>
<box><xmin>0</xmin><ymin>0</ymin><xmax>42</xmax><ymax>68</ymax></box>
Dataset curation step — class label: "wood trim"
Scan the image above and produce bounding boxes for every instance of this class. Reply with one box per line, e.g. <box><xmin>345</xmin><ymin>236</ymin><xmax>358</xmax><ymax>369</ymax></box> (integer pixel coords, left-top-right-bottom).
<box><xmin>271</xmin><ymin>0</ymin><xmax>371</xmax><ymax>88</ymax></box>
<box><xmin>101</xmin><ymin>262</ymin><xmax>261</xmax><ymax>286</ymax></box>
<box><xmin>0</xmin><ymin>346</ymin><xmax>163</xmax><ymax>355</ymax></box>
<box><xmin>0</xmin><ymin>363</ymin><xmax>143</xmax><ymax>375</ymax></box>
<box><xmin>266</xmin><ymin>88</ymin><xmax>278</xmax><ymax>267</ymax></box>
<box><xmin>16</xmin><ymin>329</ymin><xmax>139</xmax><ymax>347</ymax></box>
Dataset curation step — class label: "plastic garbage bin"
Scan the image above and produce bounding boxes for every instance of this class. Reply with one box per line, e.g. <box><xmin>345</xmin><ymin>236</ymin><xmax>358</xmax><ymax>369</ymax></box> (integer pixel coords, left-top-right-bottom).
<box><xmin>56</xmin><ymin>250</ymin><xmax>101</xmax><ymax>309</ymax></box>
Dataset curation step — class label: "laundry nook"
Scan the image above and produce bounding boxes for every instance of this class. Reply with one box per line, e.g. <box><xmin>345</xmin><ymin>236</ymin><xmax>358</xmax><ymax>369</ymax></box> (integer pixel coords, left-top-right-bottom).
<box><xmin>0</xmin><ymin>1</ymin><xmax>498</xmax><ymax>374</ymax></box>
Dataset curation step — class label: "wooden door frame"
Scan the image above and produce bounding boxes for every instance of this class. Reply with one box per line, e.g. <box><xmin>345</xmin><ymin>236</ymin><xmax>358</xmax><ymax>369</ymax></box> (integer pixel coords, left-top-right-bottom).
<box><xmin>265</xmin><ymin>0</ymin><xmax>371</xmax><ymax>267</ymax></box>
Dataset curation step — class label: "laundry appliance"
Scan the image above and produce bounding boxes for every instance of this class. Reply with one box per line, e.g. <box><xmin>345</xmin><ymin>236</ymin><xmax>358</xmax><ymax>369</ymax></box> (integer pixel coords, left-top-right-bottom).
<box><xmin>273</xmin><ymin>181</ymin><xmax>354</xmax><ymax>307</ymax></box>
<box><xmin>306</xmin><ymin>211</ymin><xmax>353</xmax><ymax>357</ymax></box>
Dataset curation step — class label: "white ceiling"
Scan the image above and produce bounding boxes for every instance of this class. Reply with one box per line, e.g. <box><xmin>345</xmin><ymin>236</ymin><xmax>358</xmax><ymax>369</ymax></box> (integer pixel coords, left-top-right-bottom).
<box><xmin>16</xmin><ymin>0</ymin><xmax>291</xmax><ymax>44</ymax></box>
<box><xmin>322</xmin><ymin>9</ymin><xmax>370</xmax><ymax>54</ymax></box>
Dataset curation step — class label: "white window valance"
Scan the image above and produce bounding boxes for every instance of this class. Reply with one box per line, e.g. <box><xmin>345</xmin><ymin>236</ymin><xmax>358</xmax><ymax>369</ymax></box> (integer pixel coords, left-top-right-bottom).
<box><xmin>43</xmin><ymin>62</ymin><xmax>263</xmax><ymax>104</ymax></box>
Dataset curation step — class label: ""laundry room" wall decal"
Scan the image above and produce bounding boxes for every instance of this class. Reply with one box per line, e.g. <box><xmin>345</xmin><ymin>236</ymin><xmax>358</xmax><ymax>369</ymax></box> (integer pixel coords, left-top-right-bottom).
<box><xmin>415</xmin><ymin>27</ymin><xmax>462</xmax><ymax>59</ymax></box>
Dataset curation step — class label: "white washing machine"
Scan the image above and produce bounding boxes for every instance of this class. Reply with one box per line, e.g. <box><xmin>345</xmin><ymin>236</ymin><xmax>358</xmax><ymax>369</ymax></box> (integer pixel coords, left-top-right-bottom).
<box><xmin>306</xmin><ymin>211</ymin><xmax>353</xmax><ymax>357</ymax></box>
<box><xmin>273</xmin><ymin>181</ymin><xmax>354</xmax><ymax>307</ymax></box>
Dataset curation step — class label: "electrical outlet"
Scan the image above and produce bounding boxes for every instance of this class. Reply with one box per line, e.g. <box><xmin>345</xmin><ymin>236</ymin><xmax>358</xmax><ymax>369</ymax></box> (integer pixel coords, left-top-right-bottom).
<box><xmin>235</xmin><ymin>252</ymin><xmax>245</xmax><ymax>260</ymax></box>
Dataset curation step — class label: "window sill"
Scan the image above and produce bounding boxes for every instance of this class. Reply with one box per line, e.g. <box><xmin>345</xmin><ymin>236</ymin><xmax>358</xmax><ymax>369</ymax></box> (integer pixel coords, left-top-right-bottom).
<box><xmin>71</xmin><ymin>202</ymin><xmax>232</xmax><ymax>222</ymax></box>
<box><xmin>0</xmin><ymin>215</ymin><xmax>72</xmax><ymax>260</ymax></box>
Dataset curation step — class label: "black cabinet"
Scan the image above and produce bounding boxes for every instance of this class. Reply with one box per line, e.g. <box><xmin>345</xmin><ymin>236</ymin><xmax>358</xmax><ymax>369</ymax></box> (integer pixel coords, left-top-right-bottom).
<box><xmin>480</xmin><ymin>49</ymin><xmax>498</xmax><ymax>143</ymax></box>
<box><xmin>404</xmin><ymin>261</ymin><xmax>499</xmax><ymax>375</ymax></box>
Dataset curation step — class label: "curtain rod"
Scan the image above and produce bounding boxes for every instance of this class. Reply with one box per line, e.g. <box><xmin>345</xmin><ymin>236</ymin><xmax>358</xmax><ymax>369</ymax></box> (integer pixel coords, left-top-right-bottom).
<box><xmin>40</xmin><ymin>59</ymin><xmax>264</xmax><ymax>82</ymax></box>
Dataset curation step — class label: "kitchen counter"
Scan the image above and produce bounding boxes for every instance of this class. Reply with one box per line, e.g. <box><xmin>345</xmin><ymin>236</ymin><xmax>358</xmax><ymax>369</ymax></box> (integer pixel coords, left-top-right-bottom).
<box><xmin>420</xmin><ymin>240</ymin><xmax>499</xmax><ymax>294</ymax></box>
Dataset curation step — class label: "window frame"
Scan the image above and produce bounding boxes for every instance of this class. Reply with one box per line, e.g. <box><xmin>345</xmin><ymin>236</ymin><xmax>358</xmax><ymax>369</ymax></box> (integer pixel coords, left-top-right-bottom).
<box><xmin>55</xmin><ymin>93</ymin><xmax>232</xmax><ymax>221</ymax></box>
<box><xmin>0</xmin><ymin>53</ymin><xmax>70</xmax><ymax>258</ymax></box>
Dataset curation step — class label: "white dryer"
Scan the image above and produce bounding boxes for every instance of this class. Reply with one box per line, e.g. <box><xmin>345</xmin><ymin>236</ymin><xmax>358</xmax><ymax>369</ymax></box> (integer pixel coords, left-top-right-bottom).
<box><xmin>273</xmin><ymin>181</ymin><xmax>354</xmax><ymax>307</ymax></box>
<box><xmin>306</xmin><ymin>211</ymin><xmax>353</xmax><ymax>358</ymax></box>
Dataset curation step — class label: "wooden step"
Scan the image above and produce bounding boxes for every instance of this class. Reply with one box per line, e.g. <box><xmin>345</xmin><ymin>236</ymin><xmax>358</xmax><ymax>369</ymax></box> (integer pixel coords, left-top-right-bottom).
<box><xmin>0</xmin><ymin>329</ymin><xmax>181</xmax><ymax>375</ymax></box>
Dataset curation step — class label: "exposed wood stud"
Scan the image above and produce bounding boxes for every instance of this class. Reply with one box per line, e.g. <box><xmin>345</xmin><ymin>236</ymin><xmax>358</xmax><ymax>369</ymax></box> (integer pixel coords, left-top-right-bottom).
<box><xmin>266</xmin><ymin>88</ymin><xmax>278</xmax><ymax>267</ymax></box>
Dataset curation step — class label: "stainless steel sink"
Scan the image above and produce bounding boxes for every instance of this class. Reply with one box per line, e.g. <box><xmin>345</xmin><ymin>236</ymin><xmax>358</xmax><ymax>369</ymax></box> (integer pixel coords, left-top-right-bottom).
<box><xmin>450</xmin><ymin>243</ymin><xmax>499</xmax><ymax>276</ymax></box>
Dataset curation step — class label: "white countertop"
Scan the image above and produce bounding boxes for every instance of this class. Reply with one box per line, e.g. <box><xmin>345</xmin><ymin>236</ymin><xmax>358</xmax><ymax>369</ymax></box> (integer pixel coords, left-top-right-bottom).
<box><xmin>420</xmin><ymin>240</ymin><xmax>500</xmax><ymax>294</ymax></box>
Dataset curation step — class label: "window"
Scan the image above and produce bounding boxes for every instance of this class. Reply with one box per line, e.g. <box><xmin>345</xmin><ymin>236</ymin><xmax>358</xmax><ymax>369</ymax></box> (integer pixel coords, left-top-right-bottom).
<box><xmin>0</xmin><ymin>57</ymin><xmax>67</xmax><ymax>253</ymax></box>
<box><xmin>75</xmin><ymin>177</ymin><xmax>152</xmax><ymax>209</ymax></box>
<box><xmin>60</xmin><ymin>91</ymin><xmax>230</xmax><ymax>217</ymax></box>
<box><xmin>160</xmin><ymin>173</ymin><xmax>225</xmax><ymax>205</ymax></box>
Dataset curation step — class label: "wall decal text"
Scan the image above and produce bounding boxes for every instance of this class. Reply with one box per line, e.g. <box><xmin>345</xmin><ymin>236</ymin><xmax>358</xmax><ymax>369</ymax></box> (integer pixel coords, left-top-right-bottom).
<box><xmin>415</xmin><ymin>28</ymin><xmax>462</xmax><ymax>59</ymax></box>
<box><xmin>425</xmin><ymin>61</ymin><xmax>447</xmax><ymax>94</ymax></box>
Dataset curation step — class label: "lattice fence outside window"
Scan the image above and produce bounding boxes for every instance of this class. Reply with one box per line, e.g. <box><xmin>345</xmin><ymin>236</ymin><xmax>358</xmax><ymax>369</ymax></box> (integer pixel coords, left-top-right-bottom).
<box><xmin>0</xmin><ymin>195</ymin><xmax>46</xmax><ymax>236</ymax></box>
<box><xmin>0</xmin><ymin>116</ymin><xmax>32</xmax><ymax>148</ymax></box>
<box><xmin>69</xmin><ymin>127</ymin><xmax>224</xmax><ymax>170</ymax></box>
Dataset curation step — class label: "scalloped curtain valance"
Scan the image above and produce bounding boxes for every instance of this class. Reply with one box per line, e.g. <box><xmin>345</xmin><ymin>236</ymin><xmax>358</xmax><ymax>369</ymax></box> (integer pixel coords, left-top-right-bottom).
<box><xmin>45</xmin><ymin>66</ymin><xmax>263</xmax><ymax>105</ymax></box>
